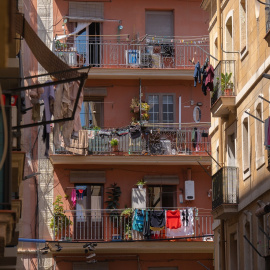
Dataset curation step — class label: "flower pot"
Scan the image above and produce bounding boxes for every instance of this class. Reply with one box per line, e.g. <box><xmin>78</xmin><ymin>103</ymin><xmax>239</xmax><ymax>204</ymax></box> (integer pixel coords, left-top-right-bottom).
<box><xmin>141</xmin><ymin>120</ymin><xmax>148</xmax><ymax>125</ymax></box>
<box><xmin>224</xmin><ymin>88</ymin><xmax>233</xmax><ymax>96</ymax></box>
<box><xmin>112</xmin><ymin>145</ymin><xmax>118</xmax><ymax>152</ymax></box>
<box><xmin>134</xmin><ymin>106</ymin><xmax>139</xmax><ymax>113</ymax></box>
<box><xmin>137</xmin><ymin>184</ymin><xmax>144</xmax><ymax>189</ymax></box>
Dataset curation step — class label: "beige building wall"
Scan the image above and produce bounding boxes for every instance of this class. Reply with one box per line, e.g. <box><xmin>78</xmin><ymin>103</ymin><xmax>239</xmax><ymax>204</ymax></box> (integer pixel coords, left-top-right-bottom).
<box><xmin>202</xmin><ymin>0</ymin><xmax>270</xmax><ymax>269</ymax></box>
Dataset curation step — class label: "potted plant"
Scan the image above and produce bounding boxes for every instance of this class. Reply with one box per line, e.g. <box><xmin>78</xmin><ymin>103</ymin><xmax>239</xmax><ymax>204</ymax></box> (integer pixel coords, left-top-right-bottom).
<box><xmin>121</xmin><ymin>208</ymin><xmax>134</xmax><ymax>218</ymax></box>
<box><xmin>221</xmin><ymin>72</ymin><xmax>234</xmax><ymax>96</ymax></box>
<box><xmin>130</xmin><ymin>97</ymin><xmax>140</xmax><ymax>113</ymax></box>
<box><xmin>110</xmin><ymin>138</ymin><xmax>119</xmax><ymax>152</ymax></box>
<box><xmin>142</xmin><ymin>112</ymin><xmax>150</xmax><ymax>120</ymax></box>
<box><xmin>105</xmin><ymin>183</ymin><xmax>122</xmax><ymax>240</ymax></box>
<box><xmin>105</xmin><ymin>183</ymin><xmax>121</xmax><ymax>217</ymax></box>
<box><xmin>120</xmin><ymin>208</ymin><xmax>133</xmax><ymax>240</ymax></box>
<box><xmin>141</xmin><ymin>102</ymin><xmax>150</xmax><ymax>113</ymax></box>
<box><xmin>136</xmin><ymin>179</ymin><xmax>147</xmax><ymax>189</ymax></box>
<box><xmin>50</xmin><ymin>195</ymin><xmax>72</xmax><ymax>239</ymax></box>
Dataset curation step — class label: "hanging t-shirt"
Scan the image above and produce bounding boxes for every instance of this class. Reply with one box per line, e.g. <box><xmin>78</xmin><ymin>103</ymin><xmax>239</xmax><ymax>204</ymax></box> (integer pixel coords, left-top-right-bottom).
<box><xmin>150</xmin><ymin>210</ymin><xmax>165</xmax><ymax>230</ymax></box>
<box><xmin>166</xmin><ymin>210</ymin><xmax>181</xmax><ymax>229</ymax></box>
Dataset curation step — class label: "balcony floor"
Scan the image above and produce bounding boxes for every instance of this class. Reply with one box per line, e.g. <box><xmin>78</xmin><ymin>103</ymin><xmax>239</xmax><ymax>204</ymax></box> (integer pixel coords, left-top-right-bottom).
<box><xmin>50</xmin><ymin>154</ymin><xmax>212</xmax><ymax>166</ymax></box>
<box><xmin>212</xmin><ymin>204</ymin><xmax>238</xmax><ymax>220</ymax></box>
<box><xmin>48</xmin><ymin>240</ymin><xmax>214</xmax><ymax>254</ymax></box>
<box><xmin>80</xmin><ymin>67</ymin><xmax>194</xmax><ymax>80</ymax></box>
<box><xmin>210</xmin><ymin>96</ymin><xmax>236</xmax><ymax>117</ymax></box>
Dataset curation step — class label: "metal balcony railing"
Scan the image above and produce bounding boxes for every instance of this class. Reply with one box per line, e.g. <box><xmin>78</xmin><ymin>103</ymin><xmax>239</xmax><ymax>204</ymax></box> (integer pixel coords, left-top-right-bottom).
<box><xmin>52</xmin><ymin>39</ymin><xmax>209</xmax><ymax>70</ymax></box>
<box><xmin>55</xmin><ymin>124</ymin><xmax>211</xmax><ymax>156</ymax></box>
<box><xmin>212</xmin><ymin>166</ymin><xmax>239</xmax><ymax>210</ymax></box>
<box><xmin>52</xmin><ymin>208</ymin><xmax>213</xmax><ymax>242</ymax></box>
<box><xmin>211</xmin><ymin>60</ymin><xmax>236</xmax><ymax>106</ymax></box>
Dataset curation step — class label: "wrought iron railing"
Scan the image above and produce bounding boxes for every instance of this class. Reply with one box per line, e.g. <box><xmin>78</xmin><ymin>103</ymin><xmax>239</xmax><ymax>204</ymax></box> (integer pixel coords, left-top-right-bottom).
<box><xmin>212</xmin><ymin>166</ymin><xmax>239</xmax><ymax>210</ymax></box>
<box><xmin>211</xmin><ymin>60</ymin><xmax>236</xmax><ymax>106</ymax></box>
<box><xmin>52</xmin><ymin>208</ymin><xmax>213</xmax><ymax>242</ymax></box>
<box><xmin>52</xmin><ymin>39</ymin><xmax>209</xmax><ymax>69</ymax></box>
<box><xmin>55</xmin><ymin>124</ymin><xmax>211</xmax><ymax>156</ymax></box>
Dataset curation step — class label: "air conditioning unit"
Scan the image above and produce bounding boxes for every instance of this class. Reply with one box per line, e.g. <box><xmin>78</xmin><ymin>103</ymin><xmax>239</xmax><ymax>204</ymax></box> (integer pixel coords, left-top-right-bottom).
<box><xmin>185</xmin><ymin>180</ymin><xmax>195</xmax><ymax>200</ymax></box>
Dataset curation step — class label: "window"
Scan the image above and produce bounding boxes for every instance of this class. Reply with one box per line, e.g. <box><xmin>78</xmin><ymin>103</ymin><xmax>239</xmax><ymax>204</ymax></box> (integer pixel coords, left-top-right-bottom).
<box><xmin>225</xmin><ymin>12</ymin><xmax>233</xmax><ymax>60</ymax></box>
<box><xmin>148</xmin><ymin>94</ymin><xmax>175</xmax><ymax>123</ymax></box>
<box><xmin>242</xmin><ymin>114</ymin><xmax>250</xmax><ymax>179</ymax></box>
<box><xmin>145</xmin><ymin>11</ymin><xmax>174</xmax><ymax>37</ymax></box>
<box><xmin>254</xmin><ymin>101</ymin><xmax>265</xmax><ymax>168</ymax></box>
<box><xmin>239</xmin><ymin>0</ymin><xmax>248</xmax><ymax>57</ymax></box>
<box><xmin>80</xmin><ymin>99</ymin><xmax>104</xmax><ymax>128</ymax></box>
<box><xmin>214</xmin><ymin>34</ymin><xmax>218</xmax><ymax>67</ymax></box>
<box><xmin>147</xmin><ymin>185</ymin><xmax>176</xmax><ymax>208</ymax></box>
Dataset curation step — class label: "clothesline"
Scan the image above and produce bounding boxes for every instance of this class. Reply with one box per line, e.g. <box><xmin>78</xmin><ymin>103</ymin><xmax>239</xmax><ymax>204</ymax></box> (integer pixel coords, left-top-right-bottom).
<box><xmin>64</xmin><ymin>207</ymin><xmax>212</xmax><ymax>212</ymax></box>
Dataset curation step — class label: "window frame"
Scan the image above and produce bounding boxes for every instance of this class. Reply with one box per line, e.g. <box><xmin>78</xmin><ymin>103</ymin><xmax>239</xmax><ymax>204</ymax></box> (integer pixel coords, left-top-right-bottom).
<box><xmin>241</xmin><ymin>113</ymin><xmax>250</xmax><ymax>180</ymax></box>
<box><xmin>224</xmin><ymin>11</ymin><xmax>234</xmax><ymax>60</ymax></box>
<box><xmin>254</xmin><ymin>99</ymin><xmax>265</xmax><ymax>169</ymax></box>
<box><xmin>239</xmin><ymin>0</ymin><xmax>248</xmax><ymax>59</ymax></box>
<box><xmin>147</xmin><ymin>93</ymin><xmax>176</xmax><ymax>123</ymax></box>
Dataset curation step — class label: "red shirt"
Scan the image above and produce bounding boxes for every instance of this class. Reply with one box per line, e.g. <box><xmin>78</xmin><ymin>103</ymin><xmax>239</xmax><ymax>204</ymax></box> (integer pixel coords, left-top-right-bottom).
<box><xmin>166</xmin><ymin>210</ymin><xmax>181</xmax><ymax>229</ymax></box>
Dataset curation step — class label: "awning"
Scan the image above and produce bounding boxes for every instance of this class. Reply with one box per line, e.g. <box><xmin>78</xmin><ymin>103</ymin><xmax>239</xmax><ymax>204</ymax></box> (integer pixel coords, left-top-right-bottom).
<box><xmin>15</xmin><ymin>13</ymin><xmax>79</xmax><ymax>79</ymax></box>
<box><xmin>55</xmin><ymin>22</ymin><xmax>91</xmax><ymax>40</ymax></box>
<box><xmin>64</xmin><ymin>16</ymin><xmax>120</xmax><ymax>23</ymax></box>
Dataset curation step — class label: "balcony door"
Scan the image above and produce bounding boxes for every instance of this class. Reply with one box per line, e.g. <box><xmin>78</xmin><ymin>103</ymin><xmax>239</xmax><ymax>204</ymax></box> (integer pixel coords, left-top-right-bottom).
<box><xmin>75</xmin><ymin>184</ymin><xmax>103</xmax><ymax>240</ymax></box>
<box><xmin>76</xmin><ymin>22</ymin><xmax>101</xmax><ymax>67</ymax></box>
<box><xmin>80</xmin><ymin>98</ymin><xmax>104</xmax><ymax>129</ymax></box>
<box><xmin>227</xmin><ymin>126</ymin><xmax>237</xmax><ymax>204</ymax></box>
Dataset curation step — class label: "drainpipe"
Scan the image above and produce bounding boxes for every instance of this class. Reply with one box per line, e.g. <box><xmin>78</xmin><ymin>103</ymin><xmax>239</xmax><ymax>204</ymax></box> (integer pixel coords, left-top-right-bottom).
<box><xmin>217</xmin><ymin>1</ymin><xmax>226</xmax><ymax>270</ymax></box>
<box><xmin>187</xmin><ymin>168</ymin><xmax>192</xmax><ymax>180</ymax></box>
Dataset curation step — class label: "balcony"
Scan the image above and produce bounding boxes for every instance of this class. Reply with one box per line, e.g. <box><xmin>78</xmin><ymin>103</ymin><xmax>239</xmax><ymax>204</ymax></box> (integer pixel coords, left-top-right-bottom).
<box><xmin>212</xmin><ymin>166</ymin><xmax>239</xmax><ymax>220</ymax></box>
<box><xmin>51</xmin><ymin>124</ymin><xmax>212</xmax><ymax>165</ymax></box>
<box><xmin>51</xmin><ymin>208</ymin><xmax>213</xmax><ymax>243</ymax></box>
<box><xmin>53</xmin><ymin>39</ymin><xmax>209</xmax><ymax>80</ymax></box>
<box><xmin>211</xmin><ymin>60</ymin><xmax>236</xmax><ymax>117</ymax></box>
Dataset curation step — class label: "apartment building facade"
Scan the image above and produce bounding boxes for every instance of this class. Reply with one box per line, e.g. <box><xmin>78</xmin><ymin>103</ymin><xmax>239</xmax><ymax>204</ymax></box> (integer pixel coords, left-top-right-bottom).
<box><xmin>15</xmin><ymin>0</ymin><xmax>215</xmax><ymax>269</ymax></box>
<box><xmin>201</xmin><ymin>0</ymin><xmax>270</xmax><ymax>269</ymax></box>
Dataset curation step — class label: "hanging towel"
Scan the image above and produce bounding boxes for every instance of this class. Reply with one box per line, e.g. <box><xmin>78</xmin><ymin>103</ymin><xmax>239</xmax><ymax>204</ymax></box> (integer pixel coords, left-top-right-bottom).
<box><xmin>71</xmin><ymin>188</ymin><xmax>77</xmax><ymax>207</ymax></box>
<box><xmin>166</xmin><ymin>210</ymin><xmax>181</xmax><ymax>229</ymax></box>
<box><xmin>150</xmin><ymin>210</ymin><xmax>165</xmax><ymax>230</ymax></box>
<box><xmin>132</xmin><ymin>209</ymin><xmax>145</xmax><ymax>232</ymax></box>
<box><xmin>143</xmin><ymin>210</ymin><xmax>151</xmax><ymax>238</ymax></box>
<box><xmin>193</xmin><ymin>61</ymin><xmax>201</xmax><ymax>87</ymax></box>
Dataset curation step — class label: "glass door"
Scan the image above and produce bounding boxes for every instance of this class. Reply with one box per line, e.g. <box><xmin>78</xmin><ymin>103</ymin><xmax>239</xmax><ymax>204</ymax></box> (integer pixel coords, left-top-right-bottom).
<box><xmin>75</xmin><ymin>185</ymin><xmax>103</xmax><ymax>240</ymax></box>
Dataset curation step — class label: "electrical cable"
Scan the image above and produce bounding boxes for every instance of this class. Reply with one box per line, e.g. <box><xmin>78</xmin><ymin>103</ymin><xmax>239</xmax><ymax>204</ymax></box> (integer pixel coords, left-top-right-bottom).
<box><xmin>0</xmin><ymin>86</ymin><xmax>8</xmax><ymax>170</ymax></box>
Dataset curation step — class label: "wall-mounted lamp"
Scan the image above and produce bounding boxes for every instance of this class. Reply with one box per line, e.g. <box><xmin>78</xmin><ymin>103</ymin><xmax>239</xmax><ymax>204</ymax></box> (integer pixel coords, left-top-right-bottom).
<box><xmin>118</xmin><ymin>25</ymin><xmax>123</xmax><ymax>30</ymax></box>
<box><xmin>197</xmin><ymin>102</ymin><xmax>203</xmax><ymax>106</ymax></box>
<box><xmin>207</xmin><ymin>189</ymin><xmax>212</xmax><ymax>198</ymax></box>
